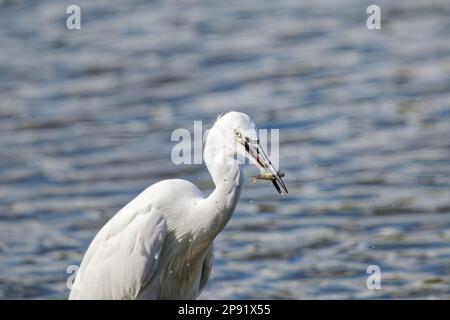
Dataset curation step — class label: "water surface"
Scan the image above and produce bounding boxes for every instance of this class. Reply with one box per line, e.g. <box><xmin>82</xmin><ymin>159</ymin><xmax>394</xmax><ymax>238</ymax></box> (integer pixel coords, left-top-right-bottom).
<box><xmin>1</xmin><ymin>0</ymin><xmax>450</xmax><ymax>299</ymax></box>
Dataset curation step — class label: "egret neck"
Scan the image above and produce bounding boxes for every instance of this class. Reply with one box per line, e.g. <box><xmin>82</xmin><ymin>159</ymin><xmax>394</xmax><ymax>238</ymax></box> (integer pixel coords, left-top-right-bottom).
<box><xmin>195</xmin><ymin>127</ymin><xmax>243</xmax><ymax>246</ymax></box>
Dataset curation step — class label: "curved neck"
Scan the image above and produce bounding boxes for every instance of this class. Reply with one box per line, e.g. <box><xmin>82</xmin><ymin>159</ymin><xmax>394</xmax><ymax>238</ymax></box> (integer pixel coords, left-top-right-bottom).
<box><xmin>194</xmin><ymin>131</ymin><xmax>243</xmax><ymax>246</ymax></box>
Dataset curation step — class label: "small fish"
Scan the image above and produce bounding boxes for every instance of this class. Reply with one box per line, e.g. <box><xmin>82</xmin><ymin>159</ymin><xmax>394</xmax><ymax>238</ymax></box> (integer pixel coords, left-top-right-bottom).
<box><xmin>251</xmin><ymin>171</ymin><xmax>285</xmax><ymax>183</ymax></box>
<box><xmin>251</xmin><ymin>171</ymin><xmax>288</xmax><ymax>198</ymax></box>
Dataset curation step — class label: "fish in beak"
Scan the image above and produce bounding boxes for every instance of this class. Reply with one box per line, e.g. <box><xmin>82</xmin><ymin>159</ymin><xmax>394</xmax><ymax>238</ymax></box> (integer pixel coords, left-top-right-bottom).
<box><xmin>244</xmin><ymin>138</ymin><xmax>288</xmax><ymax>197</ymax></box>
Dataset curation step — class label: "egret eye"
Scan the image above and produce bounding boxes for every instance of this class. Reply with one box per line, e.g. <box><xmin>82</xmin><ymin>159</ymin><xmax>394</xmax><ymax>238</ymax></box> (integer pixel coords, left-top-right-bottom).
<box><xmin>234</xmin><ymin>129</ymin><xmax>242</xmax><ymax>138</ymax></box>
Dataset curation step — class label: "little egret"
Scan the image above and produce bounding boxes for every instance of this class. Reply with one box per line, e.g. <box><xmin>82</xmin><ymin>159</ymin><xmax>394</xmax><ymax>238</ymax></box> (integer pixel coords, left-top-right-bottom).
<box><xmin>69</xmin><ymin>111</ymin><xmax>287</xmax><ymax>300</ymax></box>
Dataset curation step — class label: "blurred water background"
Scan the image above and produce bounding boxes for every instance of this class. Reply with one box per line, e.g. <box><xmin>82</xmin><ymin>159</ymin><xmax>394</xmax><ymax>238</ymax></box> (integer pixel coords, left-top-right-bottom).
<box><xmin>1</xmin><ymin>0</ymin><xmax>450</xmax><ymax>299</ymax></box>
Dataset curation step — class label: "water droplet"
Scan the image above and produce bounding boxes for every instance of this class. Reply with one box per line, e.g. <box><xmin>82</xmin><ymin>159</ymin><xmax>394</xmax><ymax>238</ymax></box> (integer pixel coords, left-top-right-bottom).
<box><xmin>189</xmin><ymin>238</ymin><xmax>192</xmax><ymax>243</ymax></box>
<box><xmin>169</xmin><ymin>270</ymin><xmax>173</xmax><ymax>274</ymax></box>
<box><xmin>314</xmin><ymin>164</ymin><xmax>318</xmax><ymax>167</ymax></box>
<box><xmin>186</xmin><ymin>263</ymin><xmax>190</xmax><ymax>267</ymax></box>
<box><xmin>155</xmin><ymin>254</ymin><xmax>159</xmax><ymax>260</ymax></box>
<box><xmin>249</xmin><ymin>200</ymin><xmax>253</xmax><ymax>204</ymax></box>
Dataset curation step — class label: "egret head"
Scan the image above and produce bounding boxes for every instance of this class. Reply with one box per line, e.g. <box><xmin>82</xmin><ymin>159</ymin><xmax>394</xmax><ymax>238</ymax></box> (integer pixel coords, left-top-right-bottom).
<box><xmin>214</xmin><ymin>111</ymin><xmax>288</xmax><ymax>196</ymax></box>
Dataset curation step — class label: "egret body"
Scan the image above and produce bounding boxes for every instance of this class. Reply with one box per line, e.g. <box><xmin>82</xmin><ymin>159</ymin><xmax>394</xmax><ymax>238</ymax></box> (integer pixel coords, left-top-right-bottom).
<box><xmin>69</xmin><ymin>111</ymin><xmax>287</xmax><ymax>300</ymax></box>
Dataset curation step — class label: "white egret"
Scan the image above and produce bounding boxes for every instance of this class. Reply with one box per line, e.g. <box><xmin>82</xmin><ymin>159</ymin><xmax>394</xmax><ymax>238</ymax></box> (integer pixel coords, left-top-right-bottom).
<box><xmin>69</xmin><ymin>111</ymin><xmax>287</xmax><ymax>300</ymax></box>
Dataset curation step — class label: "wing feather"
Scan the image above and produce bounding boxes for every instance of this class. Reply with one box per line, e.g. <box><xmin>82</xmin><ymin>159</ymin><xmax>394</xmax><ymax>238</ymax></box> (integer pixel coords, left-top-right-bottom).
<box><xmin>69</xmin><ymin>207</ymin><xmax>167</xmax><ymax>299</ymax></box>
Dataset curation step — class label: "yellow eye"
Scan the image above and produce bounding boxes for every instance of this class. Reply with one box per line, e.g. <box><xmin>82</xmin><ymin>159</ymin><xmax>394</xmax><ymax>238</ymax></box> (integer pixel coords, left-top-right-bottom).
<box><xmin>234</xmin><ymin>129</ymin><xmax>242</xmax><ymax>138</ymax></box>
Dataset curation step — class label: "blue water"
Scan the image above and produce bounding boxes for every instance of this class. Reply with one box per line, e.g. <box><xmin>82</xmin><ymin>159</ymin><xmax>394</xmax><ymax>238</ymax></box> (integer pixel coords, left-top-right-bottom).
<box><xmin>1</xmin><ymin>0</ymin><xmax>450</xmax><ymax>299</ymax></box>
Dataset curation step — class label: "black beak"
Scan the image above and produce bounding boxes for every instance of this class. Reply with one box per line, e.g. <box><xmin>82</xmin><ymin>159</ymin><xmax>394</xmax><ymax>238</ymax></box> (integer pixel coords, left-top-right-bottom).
<box><xmin>245</xmin><ymin>139</ymin><xmax>288</xmax><ymax>197</ymax></box>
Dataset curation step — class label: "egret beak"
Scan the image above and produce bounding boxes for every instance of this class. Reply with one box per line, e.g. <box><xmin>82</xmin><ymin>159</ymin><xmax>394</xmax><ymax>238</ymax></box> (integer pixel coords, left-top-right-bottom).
<box><xmin>244</xmin><ymin>138</ymin><xmax>288</xmax><ymax>197</ymax></box>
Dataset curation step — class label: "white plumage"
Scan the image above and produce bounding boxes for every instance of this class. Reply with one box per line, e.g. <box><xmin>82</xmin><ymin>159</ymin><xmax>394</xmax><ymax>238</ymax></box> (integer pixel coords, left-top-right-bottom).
<box><xmin>69</xmin><ymin>111</ymin><xmax>287</xmax><ymax>300</ymax></box>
